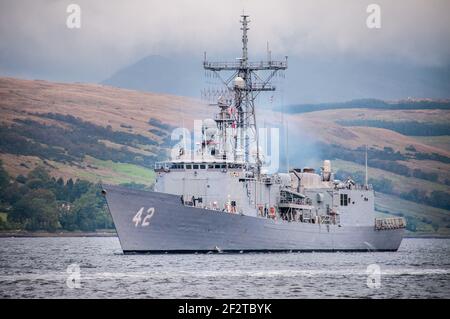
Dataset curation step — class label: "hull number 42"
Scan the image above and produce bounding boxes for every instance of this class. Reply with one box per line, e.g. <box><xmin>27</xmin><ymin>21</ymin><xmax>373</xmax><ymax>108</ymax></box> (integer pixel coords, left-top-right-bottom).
<box><xmin>132</xmin><ymin>207</ymin><xmax>155</xmax><ymax>227</ymax></box>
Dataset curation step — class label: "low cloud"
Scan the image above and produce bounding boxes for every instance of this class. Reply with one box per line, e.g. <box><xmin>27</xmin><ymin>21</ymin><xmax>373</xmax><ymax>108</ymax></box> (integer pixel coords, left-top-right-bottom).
<box><xmin>0</xmin><ymin>0</ymin><xmax>449</xmax><ymax>83</ymax></box>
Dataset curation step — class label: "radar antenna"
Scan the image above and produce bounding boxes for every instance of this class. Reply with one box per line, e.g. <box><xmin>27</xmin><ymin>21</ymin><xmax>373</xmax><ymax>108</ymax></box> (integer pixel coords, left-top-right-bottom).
<box><xmin>203</xmin><ymin>14</ymin><xmax>288</xmax><ymax>177</ymax></box>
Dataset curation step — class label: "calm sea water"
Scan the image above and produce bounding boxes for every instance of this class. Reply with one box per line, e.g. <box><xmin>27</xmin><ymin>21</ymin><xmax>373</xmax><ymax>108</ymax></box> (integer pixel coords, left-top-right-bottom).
<box><xmin>0</xmin><ymin>237</ymin><xmax>449</xmax><ymax>298</ymax></box>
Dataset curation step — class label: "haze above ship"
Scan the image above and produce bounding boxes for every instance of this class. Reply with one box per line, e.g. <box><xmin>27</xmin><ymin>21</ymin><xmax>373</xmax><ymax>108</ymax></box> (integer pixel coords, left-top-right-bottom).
<box><xmin>102</xmin><ymin>53</ymin><xmax>450</xmax><ymax>103</ymax></box>
<box><xmin>1</xmin><ymin>0</ymin><xmax>449</xmax><ymax>103</ymax></box>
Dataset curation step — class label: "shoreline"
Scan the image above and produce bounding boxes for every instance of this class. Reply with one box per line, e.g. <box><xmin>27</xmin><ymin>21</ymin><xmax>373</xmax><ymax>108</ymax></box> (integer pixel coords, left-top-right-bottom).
<box><xmin>0</xmin><ymin>230</ymin><xmax>448</xmax><ymax>239</ymax></box>
<box><xmin>0</xmin><ymin>230</ymin><xmax>117</xmax><ymax>238</ymax></box>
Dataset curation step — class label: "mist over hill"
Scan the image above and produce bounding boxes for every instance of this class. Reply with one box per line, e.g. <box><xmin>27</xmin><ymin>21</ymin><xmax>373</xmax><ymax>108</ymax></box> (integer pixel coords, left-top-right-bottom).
<box><xmin>102</xmin><ymin>54</ymin><xmax>450</xmax><ymax>103</ymax></box>
<box><xmin>102</xmin><ymin>55</ymin><xmax>204</xmax><ymax>97</ymax></box>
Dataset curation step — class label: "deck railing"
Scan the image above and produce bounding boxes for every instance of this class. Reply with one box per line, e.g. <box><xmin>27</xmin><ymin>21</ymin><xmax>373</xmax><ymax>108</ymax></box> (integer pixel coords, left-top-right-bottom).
<box><xmin>374</xmin><ymin>217</ymin><xmax>406</xmax><ymax>230</ymax></box>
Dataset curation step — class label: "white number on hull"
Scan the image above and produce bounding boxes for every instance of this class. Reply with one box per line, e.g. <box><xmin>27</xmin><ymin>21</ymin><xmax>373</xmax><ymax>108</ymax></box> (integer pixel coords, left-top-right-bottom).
<box><xmin>132</xmin><ymin>207</ymin><xmax>155</xmax><ymax>227</ymax></box>
<box><xmin>142</xmin><ymin>207</ymin><xmax>155</xmax><ymax>226</ymax></box>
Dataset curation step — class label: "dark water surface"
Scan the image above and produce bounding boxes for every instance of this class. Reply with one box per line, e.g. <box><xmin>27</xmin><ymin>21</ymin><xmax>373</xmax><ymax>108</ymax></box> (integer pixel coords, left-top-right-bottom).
<box><xmin>0</xmin><ymin>237</ymin><xmax>448</xmax><ymax>298</ymax></box>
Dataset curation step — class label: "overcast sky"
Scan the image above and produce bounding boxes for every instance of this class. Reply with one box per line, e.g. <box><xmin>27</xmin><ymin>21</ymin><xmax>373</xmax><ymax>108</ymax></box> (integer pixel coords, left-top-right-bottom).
<box><xmin>0</xmin><ymin>0</ymin><xmax>449</xmax><ymax>84</ymax></box>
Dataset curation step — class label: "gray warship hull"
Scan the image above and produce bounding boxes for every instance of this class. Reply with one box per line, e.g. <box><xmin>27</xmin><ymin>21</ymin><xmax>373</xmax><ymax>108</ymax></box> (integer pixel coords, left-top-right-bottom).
<box><xmin>103</xmin><ymin>185</ymin><xmax>404</xmax><ymax>253</ymax></box>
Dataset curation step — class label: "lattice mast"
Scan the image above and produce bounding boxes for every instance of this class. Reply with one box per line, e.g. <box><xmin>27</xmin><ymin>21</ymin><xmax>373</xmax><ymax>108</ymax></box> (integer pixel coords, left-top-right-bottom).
<box><xmin>203</xmin><ymin>14</ymin><xmax>287</xmax><ymax>176</ymax></box>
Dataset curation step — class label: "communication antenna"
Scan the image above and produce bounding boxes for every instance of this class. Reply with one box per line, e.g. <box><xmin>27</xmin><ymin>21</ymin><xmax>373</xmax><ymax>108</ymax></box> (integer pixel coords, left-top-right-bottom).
<box><xmin>286</xmin><ymin>118</ymin><xmax>289</xmax><ymax>173</ymax></box>
<box><xmin>203</xmin><ymin>14</ymin><xmax>287</xmax><ymax>177</ymax></box>
<box><xmin>364</xmin><ymin>113</ymin><xmax>369</xmax><ymax>188</ymax></box>
<box><xmin>365</xmin><ymin>144</ymin><xmax>368</xmax><ymax>187</ymax></box>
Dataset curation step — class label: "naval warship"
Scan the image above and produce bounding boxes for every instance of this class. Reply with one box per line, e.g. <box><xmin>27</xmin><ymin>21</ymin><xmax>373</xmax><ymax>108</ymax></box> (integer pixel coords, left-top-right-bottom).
<box><xmin>103</xmin><ymin>15</ymin><xmax>405</xmax><ymax>253</ymax></box>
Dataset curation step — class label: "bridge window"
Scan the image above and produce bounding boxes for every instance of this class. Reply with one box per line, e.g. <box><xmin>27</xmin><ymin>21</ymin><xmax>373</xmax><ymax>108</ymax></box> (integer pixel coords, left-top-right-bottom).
<box><xmin>193</xmin><ymin>164</ymin><xmax>199</xmax><ymax>169</ymax></box>
<box><xmin>215</xmin><ymin>164</ymin><xmax>221</xmax><ymax>169</ymax></box>
<box><xmin>200</xmin><ymin>164</ymin><xmax>206</xmax><ymax>169</ymax></box>
<box><xmin>186</xmin><ymin>164</ymin><xmax>192</xmax><ymax>169</ymax></box>
<box><xmin>208</xmin><ymin>164</ymin><xmax>214</xmax><ymax>169</ymax></box>
<box><xmin>340</xmin><ymin>193</ymin><xmax>349</xmax><ymax>206</ymax></box>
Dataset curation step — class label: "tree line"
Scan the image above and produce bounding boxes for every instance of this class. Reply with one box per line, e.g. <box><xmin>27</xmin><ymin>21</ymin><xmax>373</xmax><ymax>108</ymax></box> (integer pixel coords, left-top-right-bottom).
<box><xmin>283</xmin><ymin>98</ymin><xmax>450</xmax><ymax>114</ymax></box>
<box><xmin>0</xmin><ymin>160</ymin><xmax>113</xmax><ymax>232</ymax></box>
<box><xmin>338</xmin><ymin>119</ymin><xmax>450</xmax><ymax>136</ymax></box>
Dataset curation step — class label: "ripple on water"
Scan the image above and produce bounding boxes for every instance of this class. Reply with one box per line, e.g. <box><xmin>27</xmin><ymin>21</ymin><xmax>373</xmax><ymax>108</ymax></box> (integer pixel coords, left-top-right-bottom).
<box><xmin>0</xmin><ymin>237</ymin><xmax>448</xmax><ymax>298</ymax></box>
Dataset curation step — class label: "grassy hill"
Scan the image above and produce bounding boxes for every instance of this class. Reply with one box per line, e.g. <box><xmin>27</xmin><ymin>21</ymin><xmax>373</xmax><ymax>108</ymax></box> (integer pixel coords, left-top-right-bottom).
<box><xmin>0</xmin><ymin>77</ymin><xmax>449</xmax><ymax>235</ymax></box>
<box><xmin>0</xmin><ymin>77</ymin><xmax>210</xmax><ymax>186</ymax></box>
<box><xmin>374</xmin><ymin>193</ymin><xmax>449</xmax><ymax>236</ymax></box>
<box><xmin>272</xmin><ymin>108</ymin><xmax>450</xmax><ymax>235</ymax></box>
